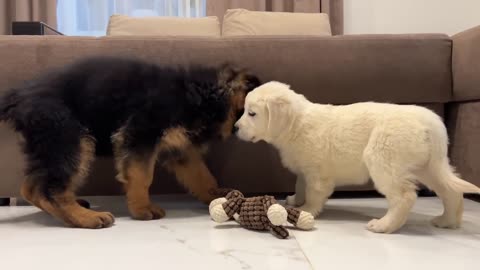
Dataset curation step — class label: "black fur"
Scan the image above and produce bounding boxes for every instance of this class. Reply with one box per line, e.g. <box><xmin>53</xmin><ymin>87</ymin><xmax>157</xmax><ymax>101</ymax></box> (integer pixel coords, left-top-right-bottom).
<box><xmin>0</xmin><ymin>56</ymin><xmax>260</xmax><ymax>199</ymax></box>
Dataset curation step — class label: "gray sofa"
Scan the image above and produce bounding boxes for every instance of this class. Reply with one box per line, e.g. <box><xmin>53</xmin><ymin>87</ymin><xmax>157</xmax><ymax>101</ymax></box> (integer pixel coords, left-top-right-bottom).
<box><xmin>0</xmin><ymin>25</ymin><xmax>479</xmax><ymax>198</ymax></box>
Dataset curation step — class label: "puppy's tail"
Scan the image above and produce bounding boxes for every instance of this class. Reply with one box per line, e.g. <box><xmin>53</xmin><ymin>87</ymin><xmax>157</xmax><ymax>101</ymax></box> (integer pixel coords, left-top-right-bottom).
<box><xmin>423</xmin><ymin>112</ymin><xmax>480</xmax><ymax>194</ymax></box>
<box><xmin>428</xmin><ymin>160</ymin><xmax>480</xmax><ymax>195</ymax></box>
<box><xmin>445</xmin><ymin>168</ymin><xmax>480</xmax><ymax>194</ymax></box>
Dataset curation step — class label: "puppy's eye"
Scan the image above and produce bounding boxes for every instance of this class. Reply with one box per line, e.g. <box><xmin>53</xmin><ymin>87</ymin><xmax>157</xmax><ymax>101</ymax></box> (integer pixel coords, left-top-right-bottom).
<box><xmin>248</xmin><ymin>111</ymin><xmax>256</xmax><ymax>117</ymax></box>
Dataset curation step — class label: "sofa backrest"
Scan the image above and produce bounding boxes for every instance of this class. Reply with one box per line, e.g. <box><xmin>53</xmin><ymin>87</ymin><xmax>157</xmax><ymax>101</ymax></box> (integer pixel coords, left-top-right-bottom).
<box><xmin>0</xmin><ymin>35</ymin><xmax>452</xmax><ymax>105</ymax></box>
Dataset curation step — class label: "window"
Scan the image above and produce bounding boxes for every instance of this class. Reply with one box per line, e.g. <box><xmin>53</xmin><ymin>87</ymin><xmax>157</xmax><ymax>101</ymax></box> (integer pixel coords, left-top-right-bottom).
<box><xmin>57</xmin><ymin>0</ymin><xmax>206</xmax><ymax>36</ymax></box>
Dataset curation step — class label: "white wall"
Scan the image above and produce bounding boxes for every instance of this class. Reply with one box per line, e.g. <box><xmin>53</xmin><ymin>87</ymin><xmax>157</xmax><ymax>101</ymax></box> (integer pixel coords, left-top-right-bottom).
<box><xmin>344</xmin><ymin>0</ymin><xmax>480</xmax><ymax>35</ymax></box>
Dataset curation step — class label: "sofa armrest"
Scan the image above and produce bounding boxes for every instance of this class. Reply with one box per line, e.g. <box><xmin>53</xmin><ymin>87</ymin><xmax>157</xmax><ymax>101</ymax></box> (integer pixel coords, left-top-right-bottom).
<box><xmin>446</xmin><ymin>101</ymin><xmax>480</xmax><ymax>187</ymax></box>
<box><xmin>452</xmin><ymin>25</ymin><xmax>480</xmax><ymax>101</ymax></box>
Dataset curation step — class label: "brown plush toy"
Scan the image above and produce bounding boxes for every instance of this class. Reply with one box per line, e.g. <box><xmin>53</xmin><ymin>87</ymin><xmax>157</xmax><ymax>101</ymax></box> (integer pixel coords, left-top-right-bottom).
<box><xmin>209</xmin><ymin>190</ymin><xmax>314</xmax><ymax>239</ymax></box>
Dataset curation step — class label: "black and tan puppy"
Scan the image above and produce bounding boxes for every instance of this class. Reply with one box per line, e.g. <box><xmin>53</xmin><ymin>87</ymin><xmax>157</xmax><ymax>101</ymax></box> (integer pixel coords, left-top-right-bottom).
<box><xmin>0</xmin><ymin>56</ymin><xmax>260</xmax><ymax>229</ymax></box>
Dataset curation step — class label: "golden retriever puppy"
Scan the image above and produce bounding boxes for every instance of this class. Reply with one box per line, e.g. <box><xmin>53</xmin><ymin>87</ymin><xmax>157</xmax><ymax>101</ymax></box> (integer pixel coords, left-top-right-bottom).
<box><xmin>234</xmin><ymin>81</ymin><xmax>480</xmax><ymax>233</ymax></box>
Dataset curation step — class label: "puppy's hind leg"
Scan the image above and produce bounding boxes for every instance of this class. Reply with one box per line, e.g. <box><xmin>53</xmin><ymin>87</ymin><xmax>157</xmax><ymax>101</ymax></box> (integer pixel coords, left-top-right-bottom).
<box><xmin>431</xmin><ymin>189</ymin><xmax>463</xmax><ymax>229</ymax></box>
<box><xmin>362</xmin><ymin>125</ymin><xmax>429</xmax><ymax>233</ymax></box>
<box><xmin>364</xmin><ymin>158</ymin><xmax>417</xmax><ymax>233</ymax></box>
<box><xmin>21</xmin><ymin>135</ymin><xmax>114</xmax><ymax>229</ymax></box>
<box><xmin>420</xmin><ymin>162</ymin><xmax>468</xmax><ymax>229</ymax></box>
<box><xmin>366</xmin><ymin>179</ymin><xmax>417</xmax><ymax>234</ymax></box>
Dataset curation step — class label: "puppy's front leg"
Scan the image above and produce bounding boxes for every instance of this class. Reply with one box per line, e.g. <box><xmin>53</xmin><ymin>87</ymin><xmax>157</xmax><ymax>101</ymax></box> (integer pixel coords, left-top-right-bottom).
<box><xmin>299</xmin><ymin>175</ymin><xmax>335</xmax><ymax>217</ymax></box>
<box><xmin>286</xmin><ymin>175</ymin><xmax>306</xmax><ymax>207</ymax></box>
<box><xmin>166</xmin><ymin>147</ymin><xmax>227</xmax><ymax>204</ymax></box>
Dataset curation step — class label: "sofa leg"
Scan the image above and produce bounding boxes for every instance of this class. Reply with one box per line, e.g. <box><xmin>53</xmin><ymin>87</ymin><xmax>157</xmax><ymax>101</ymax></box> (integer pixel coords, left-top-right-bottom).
<box><xmin>0</xmin><ymin>198</ymin><xmax>10</xmax><ymax>206</ymax></box>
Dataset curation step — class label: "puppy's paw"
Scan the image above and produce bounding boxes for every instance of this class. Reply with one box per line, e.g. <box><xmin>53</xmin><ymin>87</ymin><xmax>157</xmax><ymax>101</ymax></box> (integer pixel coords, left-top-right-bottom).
<box><xmin>67</xmin><ymin>209</ymin><xmax>115</xmax><ymax>229</ymax></box>
<box><xmin>298</xmin><ymin>205</ymin><xmax>321</xmax><ymax>218</ymax></box>
<box><xmin>366</xmin><ymin>218</ymin><xmax>397</xmax><ymax>234</ymax></box>
<box><xmin>431</xmin><ymin>216</ymin><xmax>461</xmax><ymax>229</ymax></box>
<box><xmin>286</xmin><ymin>194</ymin><xmax>297</xmax><ymax>206</ymax></box>
<box><xmin>130</xmin><ymin>204</ymin><xmax>166</xmax><ymax>220</ymax></box>
<box><xmin>200</xmin><ymin>188</ymin><xmax>234</xmax><ymax>203</ymax></box>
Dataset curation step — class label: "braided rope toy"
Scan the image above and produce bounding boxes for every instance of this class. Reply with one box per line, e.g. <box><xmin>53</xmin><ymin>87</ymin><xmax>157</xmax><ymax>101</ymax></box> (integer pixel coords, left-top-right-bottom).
<box><xmin>209</xmin><ymin>190</ymin><xmax>314</xmax><ymax>239</ymax></box>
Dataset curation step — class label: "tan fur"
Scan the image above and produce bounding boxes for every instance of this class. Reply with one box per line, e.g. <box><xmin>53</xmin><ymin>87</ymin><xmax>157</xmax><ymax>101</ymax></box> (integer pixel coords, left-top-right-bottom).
<box><xmin>43</xmin><ymin>190</ymin><xmax>114</xmax><ymax>229</ymax></box>
<box><xmin>111</xmin><ymin>126</ymin><xmax>128</xmax><ymax>183</ymax></box>
<box><xmin>20</xmin><ymin>176</ymin><xmax>42</xmax><ymax>209</ymax></box>
<box><xmin>157</xmin><ymin>127</ymin><xmax>191</xmax><ymax>152</ymax></box>
<box><xmin>219</xmin><ymin>74</ymin><xmax>249</xmax><ymax>139</ymax></box>
<box><xmin>72</xmin><ymin>136</ymin><xmax>96</xmax><ymax>190</ymax></box>
<box><xmin>165</xmin><ymin>147</ymin><xmax>219</xmax><ymax>204</ymax></box>
<box><xmin>220</xmin><ymin>104</ymin><xmax>238</xmax><ymax>139</ymax></box>
<box><xmin>123</xmin><ymin>157</ymin><xmax>165</xmax><ymax>220</ymax></box>
<box><xmin>111</xmin><ymin>126</ymin><xmax>168</xmax><ymax>220</ymax></box>
<box><xmin>230</xmin><ymin>73</ymin><xmax>251</xmax><ymax>93</ymax></box>
<box><xmin>20</xmin><ymin>138</ymin><xmax>114</xmax><ymax>229</ymax></box>
<box><xmin>217</xmin><ymin>65</ymin><xmax>236</xmax><ymax>88</ymax></box>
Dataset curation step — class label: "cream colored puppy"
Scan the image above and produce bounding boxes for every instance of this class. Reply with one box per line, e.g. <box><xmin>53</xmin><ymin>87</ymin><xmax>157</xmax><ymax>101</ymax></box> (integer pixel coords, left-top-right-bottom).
<box><xmin>234</xmin><ymin>81</ymin><xmax>480</xmax><ymax>233</ymax></box>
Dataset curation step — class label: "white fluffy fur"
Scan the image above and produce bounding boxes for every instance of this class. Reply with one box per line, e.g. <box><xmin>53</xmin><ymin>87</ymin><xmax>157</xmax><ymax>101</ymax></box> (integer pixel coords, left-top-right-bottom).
<box><xmin>235</xmin><ymin>81</ymin><xmax>480</xmax><ymax>233</ymax></box>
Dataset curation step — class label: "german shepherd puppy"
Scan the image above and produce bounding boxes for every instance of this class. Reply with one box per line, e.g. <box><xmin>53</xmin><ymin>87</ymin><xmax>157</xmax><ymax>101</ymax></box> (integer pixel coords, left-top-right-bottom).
<box><xmin>0</xmin><ymin>56</ymin><xmax>260</xmax><ymax>228</ymax></box>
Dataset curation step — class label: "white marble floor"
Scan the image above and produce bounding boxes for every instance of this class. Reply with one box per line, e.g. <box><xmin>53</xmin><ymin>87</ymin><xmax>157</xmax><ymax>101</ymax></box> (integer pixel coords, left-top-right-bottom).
<box><xmin>0</xmin><ymin>196</ymin><xmax>479</xmax><ymax>270</ymax></box>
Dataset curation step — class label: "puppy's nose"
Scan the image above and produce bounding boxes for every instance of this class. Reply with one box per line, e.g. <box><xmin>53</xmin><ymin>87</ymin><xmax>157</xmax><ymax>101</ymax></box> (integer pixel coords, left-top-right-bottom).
<box><xmin>232</xmin><ymin>125</ymin><xmax>239</xmax><ymax>134</ymax></box>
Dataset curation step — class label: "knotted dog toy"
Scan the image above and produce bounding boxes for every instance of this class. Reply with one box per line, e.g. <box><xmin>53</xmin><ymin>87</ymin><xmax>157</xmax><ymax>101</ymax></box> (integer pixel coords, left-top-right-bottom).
<box><xmin>209</xmin><ymin>190</ymin><xmax>314</xmax><ymax>239</ymax></box>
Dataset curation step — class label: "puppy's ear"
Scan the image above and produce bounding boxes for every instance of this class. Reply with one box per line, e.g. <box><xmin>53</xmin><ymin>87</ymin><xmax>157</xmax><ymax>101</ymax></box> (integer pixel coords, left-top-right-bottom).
<box><xmin>265</xmin><ymin>95</ymin><xmax>292</xmax><ymax>141</ymax></box>
<box><xmin>218</xmin><ymin>64</ymin><xmax>260</xmax><ymax>94</ymax></box>
<box><xmin>217</xmin><ymin>63</ymin><xmax>236</xmax><ymax>88</ymax></box>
